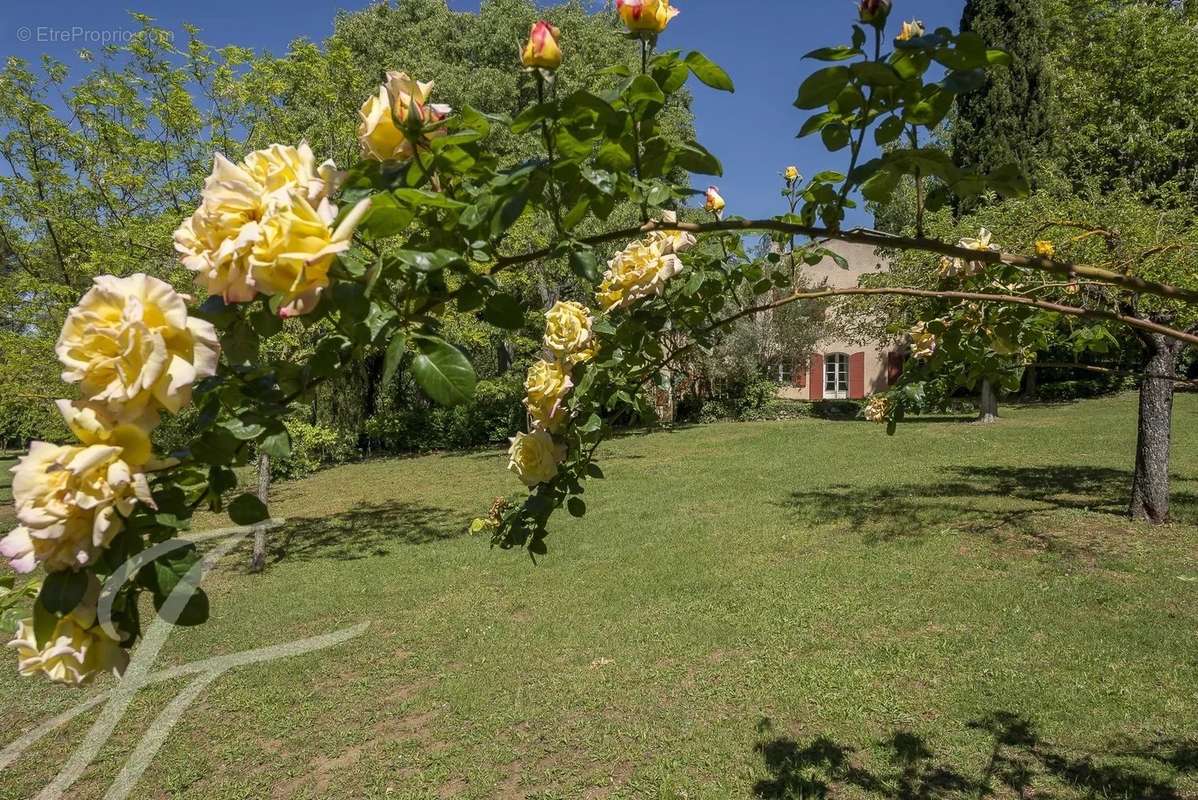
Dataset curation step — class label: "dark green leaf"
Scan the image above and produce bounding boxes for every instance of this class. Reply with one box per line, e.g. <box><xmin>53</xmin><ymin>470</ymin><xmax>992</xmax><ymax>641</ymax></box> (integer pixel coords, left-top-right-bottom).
<box><xmin>228</xmin><ymin>493</ymin><xmax>269</xmax><ymax>526</ymax></box>
<box><xmin>803</xmin><ymin>46</ymin><xmax>862</xmax><ymax>62</ymax></box>
<box><xmin>40</xmin><ymin>571</ymin><xmax>88</xmax><ymax>615</ymax></box>
<box><xmin>482</xmin><ymin>293</ymin><xmax>524</xmax><ymax>330</ymax></box>
<box><xmin>411</xmin><ymin>335</ymin><xmax>477</xmax><ymax>407</ymax></box>
<box><xmin>382</xmin><ymin>332</ymin><xmax>408</xmax><ymax>388</ymax></box>
<box><xmin>795</xmin><ymin>67</ymin><xmax>851</xmax><ymax>109</ymax></box>
<box><xmin>567</xmin><ymin>497</ymin><xmax>587</xmax><ymax>518</ymax></box>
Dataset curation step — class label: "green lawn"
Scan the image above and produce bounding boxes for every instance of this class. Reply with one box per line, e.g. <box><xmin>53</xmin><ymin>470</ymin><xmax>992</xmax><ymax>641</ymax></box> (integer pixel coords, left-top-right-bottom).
<box><xmin>2</xmin><ymin>394</ymin><xmax>1198</xmax><ymax>799</ymax></box>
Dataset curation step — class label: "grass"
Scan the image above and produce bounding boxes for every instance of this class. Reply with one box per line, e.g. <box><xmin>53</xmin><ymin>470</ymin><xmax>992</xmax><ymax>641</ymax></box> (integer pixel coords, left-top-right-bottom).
<box><xmin>1</xmin><ymin>393</ymin><xmax>1197</xmax><ymax>799</ymax></box>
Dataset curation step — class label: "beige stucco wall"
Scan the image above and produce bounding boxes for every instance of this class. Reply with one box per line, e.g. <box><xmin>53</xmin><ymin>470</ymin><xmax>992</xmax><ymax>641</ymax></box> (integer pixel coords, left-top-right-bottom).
<box><xmin>775</xmin><ymin>240</ymin><xmax>898</xmax><ymax>400</ymax></box>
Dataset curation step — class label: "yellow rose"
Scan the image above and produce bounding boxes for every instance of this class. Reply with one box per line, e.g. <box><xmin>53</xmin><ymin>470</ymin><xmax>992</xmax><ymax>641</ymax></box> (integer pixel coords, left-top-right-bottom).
<box><xmin>864</xmin><ymin>394</ymin><xmax>892</xmax><ymax>423</ymax></box>
<box><xmin>507</xmin><ymin>430</ymin><xmax>566</xmax><ymax>487</ymax></box>
<box><xmin>521</xmin><ymin>21</ymin><xmax>563</xmax><ymax>70</ymax></box>
<box><xmin>357</xmin><ymin>71</ymin><xmax>450</xmax><ymax>163</ymax></box>
<box><xmin>525</xmin><ymin>359</ymin><xmax>574</xmax><ymax>432</ymax></box>
<box><xmin>911</xmin><ymin>321</ymin><xmax>938</xmax><ymax>359</ymax></box>
<box><xmin>242</xmin><ymin>141</ymin><xmax>339</xmax><ymax>207</ymax></box>
<box><xmin>249</xmin><ymin>193</ymin><xmax>371</xmax><ymax>317</ymax></box>
<box><xmin>616</xmin><ymin>0</ymin><xmax>680</xmax><ymax>34</ymax></box>
<box><xmin>595</xmin><ymin>238</ymin><xmax>684</xmax><ymax>312</ymax></box>
<box><xmin>646</xmin><ymin>210</ymin><xmax>696</xmax><ymax>255</ymax></box>
<box><xmin>0</xmin><ymin>441</ymin><xmax>152</xmax><ymax>573</ymax></box>
<box><xmin>1035</xmin><ymin>240</ymin><xmax>1055</xmax><ymax>259</ymax></box>
<box><xmin>896</xmin><ymin>20</ymin><xmax>926</xmax><ymax>41</ymax></box>
<box><xmin>544</xmin><ymin>301</ymin><xmax>595</xmax><ymax>363</ymax></box>
<box><xmin>7</xmin><ymin>576</ymin><xmax>128</xmax><ymax>686</ymax></box>
<box><xmin>174</xmin><ymin>154</ymin><xmax>266</xmax><ymax>303</ymax></box>
<box><xmin>945</xmin><ymin>228</ymin><xmax>999</xmax><ymax>277</ymax></box>
<box><xmin>175</xmin><ymin>144</ymin><xmax>343</xmax><ymax>303</ymax></box>
<box><xmin>56</xmin><ymin>274</ymin><xmax>221</xmax><ymax>417</ymax></box>
<box><xmin>784</xmin><ymin>166</ymin><xmax>800</xmax><ymax>184</ymax></box>
<box><xmin>56</xmin><ymin>399</ymin><xmax>157</xmax><ymax>467</ymax></box>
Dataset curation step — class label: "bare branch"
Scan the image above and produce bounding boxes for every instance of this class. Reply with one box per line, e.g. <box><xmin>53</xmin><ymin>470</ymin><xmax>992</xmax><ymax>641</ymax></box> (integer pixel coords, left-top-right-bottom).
<box><xmin>491</xmin><ymin>219</ymin><xmax>1198</xmax><ymax>306</ymax></box>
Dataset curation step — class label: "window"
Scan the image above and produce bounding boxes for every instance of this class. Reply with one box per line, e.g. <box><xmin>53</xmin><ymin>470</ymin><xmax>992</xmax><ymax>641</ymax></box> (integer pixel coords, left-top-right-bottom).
<box><xmin>824</xmin><ymin>353</ymin><xmax>849</xmax><ymax>399</ymax></box>
<box><xmin>776</xmin><ymin>362</ymin><xmax>793</xmax><ymax>384</ymax></box>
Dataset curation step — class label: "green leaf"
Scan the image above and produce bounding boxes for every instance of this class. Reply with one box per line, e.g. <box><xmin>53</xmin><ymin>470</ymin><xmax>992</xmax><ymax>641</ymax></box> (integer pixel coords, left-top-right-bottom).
<box><xmin>567</xmin><ymin>497</ymin><xmax>587</xmax><ymax>518</ymax></box>
<box><xmin>382</xmin><ymin>332</ymin><xmax>408</xmax><ymax>388</ymax></box>
<box><xmin>250</xmin><ymin>304</ymin><xmax>283</xmax><ymax>337</ymax></box>
<box><xmin>511</xmin><ymin>101</ymin><xmax>556</xmax><ymax>134</ymax></box>
<box><xmin>155</xmin><ymin>587</ymin><xmax>209</xmax><ymax>627</ymax></box>
<box><xmin>358</xmin><ymin>193</ymin><xmax>413</xmax><ymax>240</ymax></box>
<box><xmin>684</xmin><ymin>51</ymin><xmax>734</xmax><ymax>92</ymax></box>
<box><xmin>875</xmin><ymin>115</ymin><xmax>906</xmax><ymax>146</ymax></box>
<box><xmin>596</xmin><ymin>140</ymin><xmax>635</xmax><ymax>172</ymax></box>
<box><xmin>570</xmin><ymin>249</ymin><xmax>600</xmax><ymax>283</ymax></box>
<box><xmin>392</xmin><ymin>249</ymin><xmax>466</xmax><ymax>273</ymax></box>
<box><xmin>795</xmin><ymin>67</ymin><xmax>851</xmax><ymax>109</ymax></box>
<box><xmin>584</xmin><ymin>462</ymin><xmax>605</xmax><ymax>479</ymax></box>
<box><xmin>799</xmin><ymin>111</ymin><xmax>841</xmax><ymax>138</ymax></box>
<box><xmin>851</xmin><ymin>61</ymin><xmax>902</xmax><ymax>87</ymax></box>
<box><xmin>625</xmin><ymin>75</ymin><xmax>666</xmax><ymax>115</ymax></box>
<box><xmin>482</xmin><ymin>293</ymin><xmax>524</xmax><ymax>330</ymax></box>
<box><xmin>39</xmin><ymin>571</ymin><xmax>88</xmax><ymax>615</ymax></box>
<box><xmin>986</xmin><ymin>49</ymin><xmax>1011</xmax><ymax>67</ymax></box>
<box><xmin>821</xmin><ymin>122</ymin><xmax>851</xmax><ymax>152</ymax></box>
<box><xmin>260</xmin><ymin>427</ymin><xmax>291</xmax><ymax>460</ymax></box>
<box><xmin>33</xmin><ymin>600</ymin><xmax>56</xmax><ymax>648</ymax></box>
<box><xmin>410</xmin><ymin>335</ymin><xmax>476</xmax><ymax>407</ymax></box>
<box><xmin>333</xmin><ymin>282</ymin><xmax>370</xmax><ymax>320</ymax></box>
<box><xmin>673</xmin><ymin>141</ymin><xmax>723</xmax><ymax>176</ymax></box>
<box><xmin>391</xmin><ymin>188</ymin><xmax>466</xmax><ymax>210</ymax></box>
<box><xmin>803</xmin><ymin>46</ymin><xmax>862</xmax><ymax>62</ymax></box>
<box><xmin>228</xmin><ymin>493</ymin><xmax>269</xmax><ymax>526</ymax></box>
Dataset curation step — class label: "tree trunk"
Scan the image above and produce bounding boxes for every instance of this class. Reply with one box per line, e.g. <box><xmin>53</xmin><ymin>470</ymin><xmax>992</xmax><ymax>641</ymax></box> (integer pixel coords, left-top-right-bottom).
<box><xmin>977</xmin><ymin>379</ymin><xmax>999</xmax><ymax>423</ymax></box>
<box><xmin>1021</xmin><ymin>363</ymin><xmax>1037</xmax><ymax>401</ymax></box>
<box><xmin>1129</xmin><ymin>333</ymin><xmax>1181</xmax><ymax>524</ymax></box>
<box><xmin>251</xmin><ymin>451</ymin><xmax>270</xmax><ymax>573</ymax></box>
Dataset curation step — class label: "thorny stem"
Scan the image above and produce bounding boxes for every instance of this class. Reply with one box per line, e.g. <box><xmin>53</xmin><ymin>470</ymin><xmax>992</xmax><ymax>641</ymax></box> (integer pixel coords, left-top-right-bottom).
<box><xmin>536</xmin><ymin>72</ymin><xmax>564</xmax><ymax>234</ymax></box>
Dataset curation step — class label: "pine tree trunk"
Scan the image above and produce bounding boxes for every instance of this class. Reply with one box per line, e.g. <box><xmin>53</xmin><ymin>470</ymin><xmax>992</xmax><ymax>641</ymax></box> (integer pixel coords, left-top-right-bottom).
<box><xmin>251</xmin><ymin>451</ymin><xmax>270</xmax><ymax>573</ymax></box>
<box><xmin>1129</xmin><ymin>333</ymin><xmax>1180</xmax><ymax>524</ymax></box>
<box><xmin>977</xmin><ymin>379</ymin><xmax>999</xmax><ymax>423</ymax></box>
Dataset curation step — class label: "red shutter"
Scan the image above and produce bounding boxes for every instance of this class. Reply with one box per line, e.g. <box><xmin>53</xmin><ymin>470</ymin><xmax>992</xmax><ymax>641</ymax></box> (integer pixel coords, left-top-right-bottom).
<box><xmin>849</xmin><ymin>352</ymin><xmax>866</xmax><ymax>399</ymax></box>
<box><xmin>809</xmin><ymin>354</ymin><xmax>824</xmax><ymax>401</ymax></box>
<box><xmin>887</xmin><ymin>352</ymin><xmax>904</xmax><ymax>387</ymax></box>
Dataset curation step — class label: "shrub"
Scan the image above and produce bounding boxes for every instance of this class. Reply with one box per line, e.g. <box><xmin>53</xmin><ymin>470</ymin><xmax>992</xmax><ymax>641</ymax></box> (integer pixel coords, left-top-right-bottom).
<box><xmin>362</xmin><ymin>376</ymin><xmax>524</xmax><ymax>453</ymax></box>
<box><xmin>271</xmin><ymin>420</ymin><xmax>357</xmax><ymax>480</ymax></box>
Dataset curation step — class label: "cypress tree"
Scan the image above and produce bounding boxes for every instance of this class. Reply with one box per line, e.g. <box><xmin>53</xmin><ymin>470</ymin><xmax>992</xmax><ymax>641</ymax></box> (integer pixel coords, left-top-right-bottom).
<box><xmin>951</xmin><ymin>0</ymin><xmax>1054</xmax><ymax>214</ymax></box>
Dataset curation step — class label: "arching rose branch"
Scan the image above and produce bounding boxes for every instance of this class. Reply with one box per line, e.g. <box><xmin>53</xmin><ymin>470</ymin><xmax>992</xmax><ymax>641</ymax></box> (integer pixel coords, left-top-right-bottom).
<box><xmin>5</xmin><ymin>0</ymin><xmax>1197</xmax><ymax>685</ymax></box>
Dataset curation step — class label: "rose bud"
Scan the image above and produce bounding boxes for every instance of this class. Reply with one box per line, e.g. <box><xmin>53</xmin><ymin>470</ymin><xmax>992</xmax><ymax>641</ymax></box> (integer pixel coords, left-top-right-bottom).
<box><xmin>616</xmin><ymin>0</ymin><xmax>680</xmax><ymax>35</ymax></box>
<box><xmin>705</xmin><ymin>186</ymin><xmax>726</xmax><ymax>216</ymax></box>
<box><xmin>521</xmin><ymin>21</ymin><xmax>563</xmax><ymax>71</ymax></box>
<box><xmin>858</xmin><ymin>0</ymin><xmax>892</xmax><ymax>26</ymax></box>
<box><xmin>784</xmin><ymin>166</ymin><xmax>800</xmax><ymax>184</ymax></box>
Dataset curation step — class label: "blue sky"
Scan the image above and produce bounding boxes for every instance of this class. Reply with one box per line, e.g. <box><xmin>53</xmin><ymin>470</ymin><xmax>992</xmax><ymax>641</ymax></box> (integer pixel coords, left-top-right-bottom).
<box><xmin>4</xmin><ymin>0</ymin><xmax>963</xmax><ymax>226</ymax></box>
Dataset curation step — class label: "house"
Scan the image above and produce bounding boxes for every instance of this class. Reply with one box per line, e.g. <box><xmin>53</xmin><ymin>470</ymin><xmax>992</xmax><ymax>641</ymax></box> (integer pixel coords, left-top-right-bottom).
<box><xmin>773</xmin><ymin>240</ymin><xmax>905</xmax><ymax>401</ymax></box>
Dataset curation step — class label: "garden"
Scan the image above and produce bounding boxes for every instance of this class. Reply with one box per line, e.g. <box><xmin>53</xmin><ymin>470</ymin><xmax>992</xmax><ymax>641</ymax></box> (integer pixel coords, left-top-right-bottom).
<box><xmin>1</xmin><ymin>0</ymin><xmax>1197</xmax><ymax>797</ymax></box>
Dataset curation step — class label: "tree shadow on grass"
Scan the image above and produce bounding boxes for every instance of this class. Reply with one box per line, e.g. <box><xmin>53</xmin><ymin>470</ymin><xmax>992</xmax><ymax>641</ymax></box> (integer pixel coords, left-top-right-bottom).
<box><xmin>783</xmin><ymin>464</ymin><xmax>1198</xmax><ymax>548</ymax></box>
<box><xmin>753</xmin><ymin>712</ymin><xmax>1196</xmax><ymax>799</ymax></box>
<box><xmin>270</xmin><ymin>500</ymin><xmax>472</xmax><ymax>564</ymax></box>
